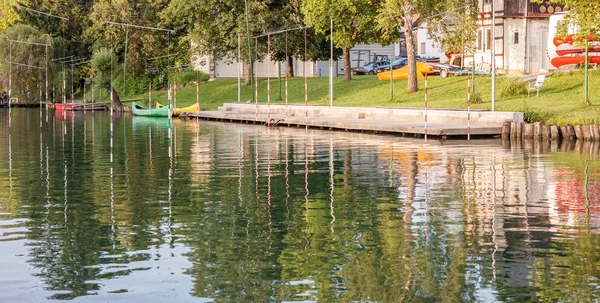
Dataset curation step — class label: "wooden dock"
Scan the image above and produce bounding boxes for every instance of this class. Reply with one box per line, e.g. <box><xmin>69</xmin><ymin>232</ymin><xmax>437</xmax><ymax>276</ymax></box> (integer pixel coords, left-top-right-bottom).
<box><xmin>180</xmin><ymin>103</ymin><xmax>524</xmax><ymax>139</ymax></box>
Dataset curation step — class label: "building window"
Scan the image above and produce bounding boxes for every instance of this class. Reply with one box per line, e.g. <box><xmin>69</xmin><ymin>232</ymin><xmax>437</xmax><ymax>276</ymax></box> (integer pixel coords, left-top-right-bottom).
<box><xmin>485</xmin><ymin>28</ymin><xmax>492</xmax><ymax>51</ymax></box>
<box><xmin>513</xmin><ymin>31</ymin><xmax>519</xmax><ymax>44</ymax></box>
<box><xmin>420</xmin><ymin>42</ymin><xmax>426</xmax><ymax>54</ymax></box>
<box><xmin>484</xmin><ymin>0</ymin><xmax>492</xmax><ymax>4</ymax></box>
<box><xmin>476</xmin><ymin>29</ymin><xmax>483</xmax><ymax>51</ymax></box>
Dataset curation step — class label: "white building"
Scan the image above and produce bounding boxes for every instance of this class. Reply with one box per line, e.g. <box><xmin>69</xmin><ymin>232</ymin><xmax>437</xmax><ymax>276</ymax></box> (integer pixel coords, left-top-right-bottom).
<box><xmin>464</xmin><ymin>0</ymin><xmax>562</xmax><ymax>74</ymax></box>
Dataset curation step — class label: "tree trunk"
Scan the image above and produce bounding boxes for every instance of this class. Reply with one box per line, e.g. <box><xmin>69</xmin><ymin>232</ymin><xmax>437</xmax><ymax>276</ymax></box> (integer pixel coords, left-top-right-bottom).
<box><xmin>343</xmin><ymin>47</ymin><xmax>352</xmax><ymax>81</ymax></box>
<box><xmin>244</xmin><ymin>62</ymin><xmax>251</xmax><ymax>86</ymax></box>
<box><xmin>403</xmin><ymin>3</ymin><xmax>418</xmax><ymax>93</ymax></box>
<box><xmin>287</xmin><ymin>56</ymin><xmax>295</xmax><ymax>77</ymax></box>
<box><xmin>105</xmin><ymin>86</ymin><xmax>123</xmax><ymax>110</ymax></box>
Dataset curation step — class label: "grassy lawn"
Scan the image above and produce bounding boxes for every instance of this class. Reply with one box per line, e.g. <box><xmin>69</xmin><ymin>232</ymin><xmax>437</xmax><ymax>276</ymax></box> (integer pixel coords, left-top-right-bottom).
<box><xmin>114</xmin><ymin>69</ymin><xmax>600</xmax><ymax>125</ymax></box>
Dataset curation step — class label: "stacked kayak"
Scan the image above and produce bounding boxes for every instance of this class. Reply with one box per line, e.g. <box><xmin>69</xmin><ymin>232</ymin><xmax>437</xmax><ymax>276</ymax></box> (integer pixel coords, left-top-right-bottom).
<box><xmin>377</xmin><ymin>62</ymin><xmax>434</xmax><ymax>80</ymax></box>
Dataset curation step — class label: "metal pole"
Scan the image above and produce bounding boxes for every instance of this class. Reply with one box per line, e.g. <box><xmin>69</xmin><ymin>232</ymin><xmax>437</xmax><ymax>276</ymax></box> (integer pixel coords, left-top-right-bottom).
<box><xmin>267</xmin><ymin>34</ymin><xmax>271</xmax><ymax>127</ymax></box>
<box><xmin>390</xmin><ymin>56</ymin><xmax>394</xmax><ymax>100</ymax></box>
<box><xmin>491</xmin><ymin>0</ymin><xmax>496</xmax><ymax>111</ymax></box>
<box><xmin>285</xmin><ymin>32</ymin><xmax>288</xmax><ymax>120</ymax></box>
<box><xmin>278</xmin><ymin>62</ymin><xmax>282</xmax><ymax>101</ymax></box>
<box><xmin>238</xmin><ymin>32</ymin><xmax>241</xmax><ymax>103</ymax></box>
<box><xmin>244</xmin><ymin>0</ymin><xmax>255</xmax><ymax>103</ymax></box>
<box><xmin>585</xmin><ymin>44</ymin><xmax>589</xmax><ymax>104</ymax></box>
<box><xmin>123</xmin><ymin>27</ymin><xmax>129</xmax><ymax>97</ymax></box>
<box><xmin>304</xmin><ymin>28</ymin><xmax>308</xmax><ymax>131</ymax></box>
<box><xmin>424</xmin><ymin>74</ymin><xmax>428</xmax><ymax>142</ymax></box>
<box><xmin>8</xmin><ymin>41</ymin><xmax>12</xmax><ymax>127</ymax></box>
<box><xmin>71</xmin><ymin>63</ymin><xmax>74</xmax><ymax>104</ymax></box>
<box><xmin>255</xmin><ymin>37</ymin><xmax>259</xmax><ymax>121</ymax></box>
<box><xmin>330</xmin><ymin>15</ymin><xmax>334</xmax><ymax>106</ymax></box>
<box><xmin>45</xmin><ymin>45</ymin><xmax>48</xmax><ymax>111</ymax></box>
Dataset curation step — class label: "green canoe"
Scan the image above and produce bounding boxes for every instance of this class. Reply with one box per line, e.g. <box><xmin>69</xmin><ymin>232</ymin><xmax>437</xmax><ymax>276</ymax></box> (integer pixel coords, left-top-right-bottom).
<box><xmin>132</xmin><ymin>102</ymin><xmax>171</xmax><ymax>117</ymax></box>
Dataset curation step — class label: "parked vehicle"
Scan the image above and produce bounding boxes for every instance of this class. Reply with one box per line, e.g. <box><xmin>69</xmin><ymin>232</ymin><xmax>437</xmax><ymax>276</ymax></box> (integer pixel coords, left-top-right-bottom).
<box><xmin>352</xmin><ymin>60</ymin><xmax>389</xmax><ymax>75</ymax></box>
<box><xmin>375</xmin><ymin>57</ymin><xmax>428</xmax><ymax>73</ymax></box>
<box><xmin>375</xmin><ymin>58</ymin><xmax>408</xmax><ymax>73</ymax></box>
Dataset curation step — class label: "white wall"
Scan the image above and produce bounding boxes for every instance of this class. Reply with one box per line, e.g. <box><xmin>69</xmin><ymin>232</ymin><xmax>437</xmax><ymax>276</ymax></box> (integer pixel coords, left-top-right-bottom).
<box><xmin>417</xmin><ymin>27</ymin><xmax>446</xmax><ymax>61</ymax></box>
<box><xmin>505</xmin><ymin>19</ymin><xmax>526</xmax><ymax>73</ymax></box>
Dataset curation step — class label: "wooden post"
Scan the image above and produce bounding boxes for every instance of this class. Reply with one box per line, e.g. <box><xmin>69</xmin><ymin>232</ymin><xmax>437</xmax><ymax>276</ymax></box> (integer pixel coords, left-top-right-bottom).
<box><xmin>501</xmin><ymin>121</ymin><xmax>511</xmax><ymax>139</ymax></box>
<box><xmin>533</xmin><ymin>122</ymin><xmax>543</xmax><ymax>140</ymax></box>
<box><xmin>550</xmin><ymin>125</ymin><xmax>561</xmax><ymax>141</ymax></box>
<box><xmin>567</xmin><ymin>125</ymin><xmax>576</xmax><ymax>141</ymax></box>
<box><xmin>574</xmin><ymin>124</ymin><xmax>583</xmax><ymax>140</ymax></box>
<box><xmin>541</xmin><ymin>124</ymin><xmax>551</xmax><ymax>140</ymax></box>
<box><xmin>515</xmin><ymin>122</ymin><xmax>523</xmax><ymax>140</ymax></box>
<box><xmin>523</xmin><ymin>123</ymin><xmax>533</xmax><ymax>139</ymax></box>
<box><xmin>592</xmin><ymin>125</ymin><xmax>600</xmax><ymax>141</ymax></box>
<box><xmin>510</xmin><ymin>122</ymin><xmax>518</xmax><ymax>139</ymax></box>
<box><xmin>583</xmin><ymin>124</ymin><xmax>592</xmax><ymax>141</ymax></box>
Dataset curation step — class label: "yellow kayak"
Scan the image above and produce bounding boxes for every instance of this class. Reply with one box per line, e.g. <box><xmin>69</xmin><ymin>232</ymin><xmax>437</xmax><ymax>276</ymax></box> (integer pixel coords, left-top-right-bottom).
<box><xmin>377</xmin><ymin>62</ymin><xmax>433</xmax><ymax>80</ymax></box>
<box><xmin>155</xmin><ymin>102</ymin><xmax>200</xmax><ymax>116</ymax></box>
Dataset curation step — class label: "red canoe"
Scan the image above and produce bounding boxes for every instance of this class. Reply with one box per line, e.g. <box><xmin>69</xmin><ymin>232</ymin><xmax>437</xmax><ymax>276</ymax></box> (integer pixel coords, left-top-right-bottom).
<box><xmin>556</xmin><ymin>44</ymin><xmax>600</xmax><ymax>56</ymax></box>
<box><xmin>54</xmin><ymin>103</ymin><xmax>73</xmax><ymax>111</ymax></box>
<box><xmin>553</xmin><ymin>34</ymin><xmax>596</xmax><ymax>47</ymax></box>
<box><xmin>551</xmin><ymin>56</ymin><xmax>600</xmax><ymax>68</ymax></box>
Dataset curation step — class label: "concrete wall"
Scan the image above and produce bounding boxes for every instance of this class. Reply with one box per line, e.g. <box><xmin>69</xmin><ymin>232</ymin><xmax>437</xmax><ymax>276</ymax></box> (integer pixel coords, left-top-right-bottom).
<box><xmin>218</xmin><ymin>103</ymin><xmax>524</xmax><ymax>126</ymax></box>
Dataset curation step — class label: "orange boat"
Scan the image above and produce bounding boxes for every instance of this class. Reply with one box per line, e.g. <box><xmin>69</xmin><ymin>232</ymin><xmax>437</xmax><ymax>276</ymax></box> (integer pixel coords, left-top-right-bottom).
<box><xmin>555</xmin><ymin>44</ymin><xmax>600</xmax><ymax>56</ymax></box>
<box><xmin>377</xmin><ymin>63</ymin><xmax>433</xmax><ymax>81</ymax></box>
<box><xmin>54</xmin><ymin>103</ymin><xmax>73</xmax><ymax>111</ymax></box>
<box><xmin>551</xmin><ymin>56</ymin><xmax>600</xmax><ymax>68</ymax></box>
<box><xmin>553</xmin><ymin>34</ymin><xmax>596</xmax><ymax>47</ymax></box>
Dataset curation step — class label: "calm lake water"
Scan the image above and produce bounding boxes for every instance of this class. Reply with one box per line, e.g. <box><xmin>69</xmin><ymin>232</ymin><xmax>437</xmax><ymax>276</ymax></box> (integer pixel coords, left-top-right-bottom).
<box><xmin>1</xmin><ymin>108</ymin><xmax>600</xmax><ymax>302</ymax></box>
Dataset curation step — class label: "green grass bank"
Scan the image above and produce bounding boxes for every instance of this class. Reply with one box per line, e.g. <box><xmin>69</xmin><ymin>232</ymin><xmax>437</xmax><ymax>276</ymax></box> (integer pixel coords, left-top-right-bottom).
<box><xmin>108</xmin><ymin>70</ymin><xmax>600</xmax><ymax>125</ymax></box>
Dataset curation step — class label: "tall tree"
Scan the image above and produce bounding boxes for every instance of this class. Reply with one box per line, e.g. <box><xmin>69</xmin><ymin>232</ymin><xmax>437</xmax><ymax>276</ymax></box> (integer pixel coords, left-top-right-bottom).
<box><xmin>376</xmin><ymin>0</ymin><xmax>426</xmax><ymax>93</ymax></box>
<box><xmin>86</xmin><ymin>0</ymin><xmax>171</xmax><ymax>78</ymax></box>
<box><xmin>427</xmin><ymin>0</ymin><xmax>479</xmax><ymax>68</ymax></box>
<box><xmin>0</xmin><ymin>0</ymin><xmax>19</xmax><ymax>33</ymax></box>
<box><xmin>302</xmin><ymin>0</ymin><xmax>380</xmax><ymax>81</ymax></box>
<box><xmin>161</xmin><ymin>0</ymin><xmax>328</xmax><ymax>84</ymax></box>
<box><xmin>15</xmin><ymin>0</ymin><xmax>91</xmax><ymax>55</ymax></box>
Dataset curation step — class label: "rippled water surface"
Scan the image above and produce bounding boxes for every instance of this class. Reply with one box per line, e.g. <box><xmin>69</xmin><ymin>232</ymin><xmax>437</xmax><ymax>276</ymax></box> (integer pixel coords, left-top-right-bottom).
<box><xmin>2</xmin><ymin>108</ymin><xmax>600</xmax><ymax>302</ymax></box>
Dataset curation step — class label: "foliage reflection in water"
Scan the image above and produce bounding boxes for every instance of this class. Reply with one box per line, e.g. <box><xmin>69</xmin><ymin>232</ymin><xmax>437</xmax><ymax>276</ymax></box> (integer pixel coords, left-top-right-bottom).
<box><xmin>1</xmin><ymin>108</ymin><xmax>600</xmax><ymax>302</ymax></box>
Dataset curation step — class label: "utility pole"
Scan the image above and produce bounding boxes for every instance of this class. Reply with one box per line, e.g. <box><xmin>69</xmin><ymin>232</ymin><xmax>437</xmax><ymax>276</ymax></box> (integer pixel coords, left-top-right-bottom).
<box><xmin>491</xmin><ymin>0</ymin><xmax>496</xmax><ymax>111</ymax></box>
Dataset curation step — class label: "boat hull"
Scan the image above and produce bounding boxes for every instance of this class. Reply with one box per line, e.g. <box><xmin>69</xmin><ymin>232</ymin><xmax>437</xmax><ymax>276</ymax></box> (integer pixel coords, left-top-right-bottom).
<box><xmin>132</xmin><ymin>102</ymin><xmax>171</xmax><ymax>117</ymax></box>
<box><xmin>551</xmin><ymin>56</ymin><xmax>600</xmax><ymax>68</ymax></box>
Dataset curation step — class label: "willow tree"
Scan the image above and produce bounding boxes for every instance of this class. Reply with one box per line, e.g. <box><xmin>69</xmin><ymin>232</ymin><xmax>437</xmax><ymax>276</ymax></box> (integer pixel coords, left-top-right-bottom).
<box><xmin>91</xmin><ymin>48</ymin><xmax>123</xmax><ymax>109</ymax></box>
<box><xmin>0</xmin><ymin>24</ymin><xmax>54</xmax><ymax>103</ymax></box>
<box><xmin>302</xmin><ymin>0</ymin><xmax>379</xmax><ymax>81</ymax></box>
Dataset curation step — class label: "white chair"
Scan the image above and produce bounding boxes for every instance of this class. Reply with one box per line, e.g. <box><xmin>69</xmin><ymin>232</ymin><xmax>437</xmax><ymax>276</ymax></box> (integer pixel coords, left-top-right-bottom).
<box><xmin>528</xmin><ymin>74</ymin><xmax>546</xmax><ymax>97</ymax></box>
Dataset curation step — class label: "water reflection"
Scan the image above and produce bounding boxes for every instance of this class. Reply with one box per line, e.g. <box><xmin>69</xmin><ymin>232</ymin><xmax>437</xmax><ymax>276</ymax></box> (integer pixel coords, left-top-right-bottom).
<box><xmin>1</xmin><ymin>109</ymin><xmax>600</xmax><ymax>301</ymax></box>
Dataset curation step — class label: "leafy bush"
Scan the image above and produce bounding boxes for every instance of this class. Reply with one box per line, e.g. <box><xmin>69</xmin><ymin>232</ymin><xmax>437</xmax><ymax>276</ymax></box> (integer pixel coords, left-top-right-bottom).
<box><xmin>500</xmin><ymin>79</ymin><xmax>527</xmax><ymax>97</ymax></box>
<box><xmin>113</xmin><ymin>74</ymin><xmax>152</xmax><ymax>96</ymax></box>
<box><xmin>471</xmin><ymin>91</ymin><xmax>483</xmax><ymax>104</ymax></box>
<box><xmin>171</xmin><ymin>70</ymin><xmax>209</xmax><ymax>87</ymax></box>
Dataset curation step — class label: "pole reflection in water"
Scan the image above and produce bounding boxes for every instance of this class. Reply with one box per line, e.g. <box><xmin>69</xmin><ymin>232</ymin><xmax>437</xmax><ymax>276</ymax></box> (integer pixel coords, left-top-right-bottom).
<box><xmin>491</xmin><ymin>157</ymin><xmax>498</xmax><ymax>280</ymax></box>
<box><xmin>238</xmin><ymin>130</ymin><xmax>243</xmax><ymax>205</ymax></box>
<box><xmin>255</xmin><ymin>133</ymin><xmax>260</xmax><ymax>200</ymax></box>
<box><xmin>8</xmin><ymin>133</ymin><xmax>12</xmax><ymax>204</ymax></box>
<box><xmin>305</xmin><ymin>143</ymin><xmax>309</xmax><ymax>212</ymax></box>
<box><xmin>329</xmin><ymin>135</ymin><xmax>335</xmax><ymax>233</ymax></box>
<box><xmin>267</xmin><ymin>148</ymin><xmax>272</xmax><ymax>239</ymax></box>
<box><xmin>149</xmin><ymin>127</ymin><xmax>152</xmax><ymax>167</ymax></box>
